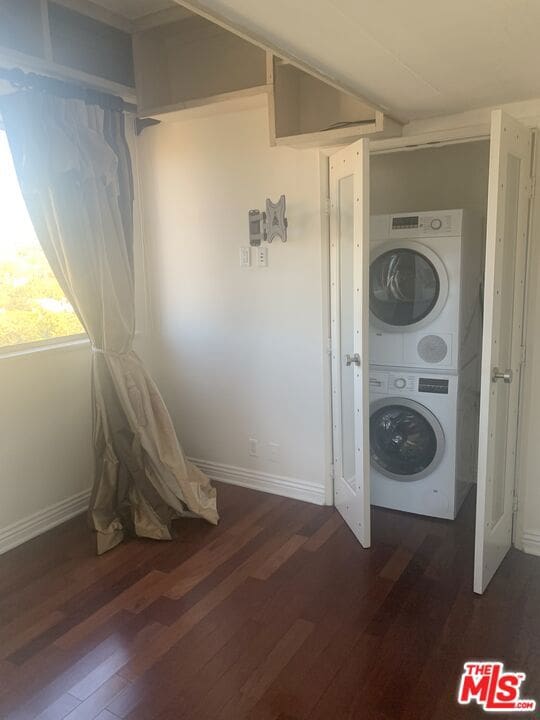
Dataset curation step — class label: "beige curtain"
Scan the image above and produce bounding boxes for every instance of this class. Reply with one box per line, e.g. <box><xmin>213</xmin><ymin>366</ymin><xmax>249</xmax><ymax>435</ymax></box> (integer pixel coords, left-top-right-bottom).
<box><xmin>1</xmin><ymin>91</ymin><xmax>218</xmax><ymax>553</ymax></box>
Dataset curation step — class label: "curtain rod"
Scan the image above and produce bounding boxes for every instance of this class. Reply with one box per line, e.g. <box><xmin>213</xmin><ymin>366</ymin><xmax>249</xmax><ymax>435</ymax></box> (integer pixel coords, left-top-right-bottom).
<box><xmin>0</xmin><ymin>66</ymin><xmax>137</xmax><ymax>113</ymax></box>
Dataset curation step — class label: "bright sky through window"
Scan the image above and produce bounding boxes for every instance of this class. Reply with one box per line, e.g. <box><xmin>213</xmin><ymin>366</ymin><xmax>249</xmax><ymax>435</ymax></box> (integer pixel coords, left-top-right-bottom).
<box><xmin>0</xmin><ymin>129</ymin><xmax>84</xmax><ymax>348</ymax></box>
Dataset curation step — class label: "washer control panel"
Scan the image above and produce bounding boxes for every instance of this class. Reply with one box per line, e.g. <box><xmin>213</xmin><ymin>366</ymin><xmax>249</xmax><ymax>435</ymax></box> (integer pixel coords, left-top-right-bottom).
<box><xmin>389</xmin><ymin>373</ymin><xmax>416</xmax><ymax>392</ymax></box>
<box><xmin>369</xmin><ymin>371</ymin><xmax>416</xmax><ymax>394</ymax></box>
<box><xmin>418</xmin><ymin>377</ymin><xmax>449</xmax><ymax>394</ymax></box>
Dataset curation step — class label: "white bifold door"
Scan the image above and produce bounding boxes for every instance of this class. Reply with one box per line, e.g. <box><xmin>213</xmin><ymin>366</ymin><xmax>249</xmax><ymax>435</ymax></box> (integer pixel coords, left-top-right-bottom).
<box><xmin>474</xmin><ymin>110</ymin><xmax>533</xmax><ymax>594</ymax></box>
<box><xmin>329</xmin><ymin>139</ymin><xmax>371</xmax><ymax>547</ymax></box>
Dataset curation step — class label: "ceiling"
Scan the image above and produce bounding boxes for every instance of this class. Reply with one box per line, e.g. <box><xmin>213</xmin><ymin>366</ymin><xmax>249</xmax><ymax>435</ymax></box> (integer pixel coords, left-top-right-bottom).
<box><xmin>91</xmin><ymin>0</ymin><xmax>176</xmax><ymax>20</ymax></box>
<box><xmin>167</xmin><ymin>0</ymin><xmax>540</xmax><ymax>122</ymax></box>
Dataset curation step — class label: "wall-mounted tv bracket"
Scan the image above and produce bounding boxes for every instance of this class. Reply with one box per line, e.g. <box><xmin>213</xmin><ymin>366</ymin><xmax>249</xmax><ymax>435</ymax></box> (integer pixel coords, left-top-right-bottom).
<box><xmin>266</xmin><ymin>195</ymin><xmax>288</xmax><ymax>243</ymax></box>
<box><xmin>248</xmin><ymin>195</ymin><xmax>288</xmax><ymax>246</ymax></box>
<box><xmin>248</xmin><ymin>209</ymin><xmax>266</xmax><ymax>246</ymax></box>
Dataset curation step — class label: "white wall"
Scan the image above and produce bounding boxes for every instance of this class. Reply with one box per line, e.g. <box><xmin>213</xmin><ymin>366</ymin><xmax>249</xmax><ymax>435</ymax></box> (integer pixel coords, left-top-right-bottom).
<box><xmin>138</xmin><ymin>106</ymin><xmax>329</xmax><ymax>504</ymax></box>
<box><xmin>370</xmin><ymin>141</ymin><xmax>490</xmax><ymax>216</ymax></box>
<box><xmin>0</xmin><ymin>344</ymin><xmax>93</xmax><ymax>551</ymax></box>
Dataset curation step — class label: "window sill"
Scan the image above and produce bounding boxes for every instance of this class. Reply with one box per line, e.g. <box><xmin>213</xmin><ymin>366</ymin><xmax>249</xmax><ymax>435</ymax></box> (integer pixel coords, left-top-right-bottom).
<box><xmin>0</xmin><ymin>335</ymin><xmax>90</xmax><ymax>360</ymax></box>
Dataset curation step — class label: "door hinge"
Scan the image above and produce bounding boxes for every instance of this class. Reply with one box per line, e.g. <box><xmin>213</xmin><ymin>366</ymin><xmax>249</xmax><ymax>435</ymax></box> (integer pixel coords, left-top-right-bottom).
<box><xmin>512</xmin><ymin>490</ymin><xmax>519</xmax><ymax>514</ymax></box>
<box><xmin>329</xmin><ymin>462</ymin><xmax>335</xmax><ymax>481</ymax></box>
<box><xmin>529</xmin><ymin>175</ymin><xmax>536</xmax><ymax>199</ymax></box>
<box><xmin>324</xmin><ymin>197</ymin><xmax>331</xmax><ymax>215</ymax></box>
<box><xmin>520</xmin><ymin>344</ymin><xmax>527</xmax><ymax>367</ymax></box>
<box><xmin>327</xmin><ymin>337</ymin><xmax>333</xmax><ymax>356</ymax></box>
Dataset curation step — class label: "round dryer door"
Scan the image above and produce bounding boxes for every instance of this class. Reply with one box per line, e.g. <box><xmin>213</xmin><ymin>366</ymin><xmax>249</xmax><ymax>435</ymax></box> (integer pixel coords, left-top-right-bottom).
<box><xmin>370</xmin><ymin>242</ymin><xmax>448</xmax><ymax>331</ymax></box>
<box><xmin>370</xmin><ymin>397</ymin><xmax>445</xmax><ymax>481</ymax></box>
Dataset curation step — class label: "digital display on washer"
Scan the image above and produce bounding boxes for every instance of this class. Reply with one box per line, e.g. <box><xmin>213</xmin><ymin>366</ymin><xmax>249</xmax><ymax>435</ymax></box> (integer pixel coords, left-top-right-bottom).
<box><xmin>392</xmin><ymin>215</ymin><xmax>419</xmax><ymax>229</ymax></box>
<box><xmin>418</xmin><ymin>378</ymin><xmax>449</xmax><ymax>394</ymax></box>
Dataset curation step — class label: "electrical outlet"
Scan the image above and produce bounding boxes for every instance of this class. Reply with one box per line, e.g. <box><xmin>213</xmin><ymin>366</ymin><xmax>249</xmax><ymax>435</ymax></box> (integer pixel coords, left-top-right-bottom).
<box><xmin>268</xmin><ymin>442</ymin><xmax>280</xmax><ymax>463</ymax></box>
<box><xmin>256</xmin><ymin>246</ymin><xmax>268</xmax><ymax>267</ymax></box>
<box><xmin>249</xmin><ymin>437</ymin><xmax>258</xmax><ymax>457</ymax></box>
<box><xmin>239</xmin><ymin>246</ymin><xmax>251</xmax><ymax>267</ymax></box>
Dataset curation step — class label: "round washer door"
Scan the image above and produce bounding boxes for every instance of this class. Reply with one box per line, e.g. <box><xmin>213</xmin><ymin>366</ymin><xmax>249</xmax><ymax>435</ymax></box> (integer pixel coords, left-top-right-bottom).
<box><xmin>370</xmin><ymin>397</ymin><xmax>445</xmax><ymax>481</ymax></box>
<box><xmin>370</xmin><ymin>241</ymin><xmax>449</xmax><ymax>332</ymax></box>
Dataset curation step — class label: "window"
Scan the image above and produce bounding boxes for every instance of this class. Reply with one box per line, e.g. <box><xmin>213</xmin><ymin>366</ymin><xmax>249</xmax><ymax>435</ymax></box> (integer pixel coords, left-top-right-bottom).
<box><xmin>0</xmin><ymin>128</ymin><xmax>84</xmax><ymax>349</ymax></box>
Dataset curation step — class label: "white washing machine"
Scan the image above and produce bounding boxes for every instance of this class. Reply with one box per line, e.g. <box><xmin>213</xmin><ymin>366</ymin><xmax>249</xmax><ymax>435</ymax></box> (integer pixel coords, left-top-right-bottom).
<box><xmin>370</xmin><ymin>209</ymin><xmax>483</xmax><ymax>372</ymax></box>
<box><xmin>369</xmin><ymin>367</ymin><xmax>477</xmax><ymax>519</ymax></box>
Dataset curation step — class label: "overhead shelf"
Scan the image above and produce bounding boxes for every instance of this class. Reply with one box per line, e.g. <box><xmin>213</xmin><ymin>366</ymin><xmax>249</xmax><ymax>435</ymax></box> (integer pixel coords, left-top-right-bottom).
<box><xmin>138</xmin><ymin>84</ymin><xmax>270</xmax><ymax>123</ymax></box>
<box><xmin>47</xmin><ymin>2</ymin><xmax>134</xmax><ymax>88</ymax></box>
<box><xmin>0</xmin><ymin>0</ymin><xmax>136</xmax><ymax>100</ymax></box>
<box><xmin>268</xmin><ymin>56</ymin><xmax>401</xmax><ymax>148</ymax></box>
<box><xmin>0</xmin><ymin>0</ymin><xmax>402</xmax><ymax>147</ymax></box>
<box><xmin>0</xmin><ymin>0</ymin><xmax>46</xmax><ymax>59</ymax></box>
<box><xmin>134</xmin><ymin>6</ymin><xmax>401</xmax><ymax>146</ymax></box>
<box><xmin>133</xmin><ymin>13</ymin><xmax>267</xmax><ymax>115</ymax></box>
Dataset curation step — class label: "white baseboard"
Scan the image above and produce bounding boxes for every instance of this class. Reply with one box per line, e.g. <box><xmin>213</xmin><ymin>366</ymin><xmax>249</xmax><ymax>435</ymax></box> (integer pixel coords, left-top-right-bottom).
<box><xmin>0</xmin><ymin>488</ymin><xmax>91</xmax><ymax>556</ymax></box>
<box><xmin>0</xmin><ymin>459</ymin><xmax>326</xmax><ymax>557</ymax></box>
<box><xmin>189</xmin><ymin>458</ymin><xmax>326</xmax><ymax>506</ymax></box>
<box><xmin>522</xmin><ymin>530</ymin><xmax>540</xmax><ymax>557</ymax></box>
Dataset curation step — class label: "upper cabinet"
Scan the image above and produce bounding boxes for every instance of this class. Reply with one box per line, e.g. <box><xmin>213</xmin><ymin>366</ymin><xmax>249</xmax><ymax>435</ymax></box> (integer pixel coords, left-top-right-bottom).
<box><xmin>48</xmin><ymin>2</ymin><xmax>134</xmax><ymax>88</ymax></box>
<box><xmin>0</xmin><ymin>1</ymin><xmax>401</xmax><ymax>147</ymax></box>
<box><xmin>0</xmin><ymin>0</ymin><xmax>135</xmax><ymax>96</ymax></box>
<box><xmin>134</xmin><ymin>7</ymin><xmax>401</xmax><ymax>146</ymax></box>
<box><xmin>0</xmin><ymin>0</ymin><xmax>46</xmax><ymax>59</ymax></box>
<box><xmin>268</xmin><ymin>55</ymin><xmax>399</xmax><ymax>148</ymax></box>
<box><xmin>133</xmin><ymin>13</ymin><xmax>268</xmax><ymax>116</ymax></box>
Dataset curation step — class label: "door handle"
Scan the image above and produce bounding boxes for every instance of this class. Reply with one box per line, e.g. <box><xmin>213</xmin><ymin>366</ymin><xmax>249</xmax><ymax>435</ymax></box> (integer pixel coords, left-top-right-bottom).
<box><xmin>345</xmin><ymin>353</ymin><xmax>361</xmax><ymax>367</ymax></box>
<box><xmin>492</xmin><ymin>367</ymin><xmax>513</xmax><ymax>384</ymax></box>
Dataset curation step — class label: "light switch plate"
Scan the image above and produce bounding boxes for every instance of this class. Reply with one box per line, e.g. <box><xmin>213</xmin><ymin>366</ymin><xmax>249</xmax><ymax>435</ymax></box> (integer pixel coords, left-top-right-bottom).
<box><xmin>256</xmin><ymin>247</ymin><xmax>268</xmax><ymax>267</ymax></box>
<box><xmin>240</xmin><ymin>247</ymin><xmax>251</xmax><ymax>267</ymax></box>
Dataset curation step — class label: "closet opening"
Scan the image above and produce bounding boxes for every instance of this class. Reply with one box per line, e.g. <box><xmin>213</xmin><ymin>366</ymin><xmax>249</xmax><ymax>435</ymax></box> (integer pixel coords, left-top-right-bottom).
<box><xmin>368</xmin><ymin>140</ymin><xmax>490</xmax><ymax>538</ymax></box>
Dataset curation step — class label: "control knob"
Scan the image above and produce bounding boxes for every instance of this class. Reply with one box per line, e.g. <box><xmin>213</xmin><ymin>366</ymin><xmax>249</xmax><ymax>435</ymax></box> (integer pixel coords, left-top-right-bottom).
<box><xmin>394</xmin><ymin>377</ymin><xmax>407</xmax><ymax>389</ymax></box>
<box><xmin>431</xmin><ymin>218</ymin><xmax>442</xmax><ymax>230</ymax></box>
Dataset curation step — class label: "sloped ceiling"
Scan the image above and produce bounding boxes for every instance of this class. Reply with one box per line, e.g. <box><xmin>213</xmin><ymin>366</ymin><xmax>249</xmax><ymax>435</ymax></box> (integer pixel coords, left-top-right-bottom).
<box><xmin>173</xmin><ymin>0</ymin><xmax>540</xmax><ymax>122</ymax></box>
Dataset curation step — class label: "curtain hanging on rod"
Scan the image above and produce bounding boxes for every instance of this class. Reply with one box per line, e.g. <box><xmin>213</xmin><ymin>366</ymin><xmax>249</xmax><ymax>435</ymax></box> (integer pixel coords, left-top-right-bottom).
<box><xmin>0</xmin><ymin>83</ymin><xmax>218</xmax><ymax>554</ymax></box>
<box><xmin>0</xmin><ymin>66</ymin><xmax>137</xmax><ymax>112</ymax></box>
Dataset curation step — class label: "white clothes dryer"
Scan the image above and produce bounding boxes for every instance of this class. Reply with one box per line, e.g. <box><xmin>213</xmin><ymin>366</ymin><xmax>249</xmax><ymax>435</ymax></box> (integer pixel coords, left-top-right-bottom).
<box><xmin>370</xmin><ymin>209</ymin><xmax>483</xmax><ymax>372</ymax></box>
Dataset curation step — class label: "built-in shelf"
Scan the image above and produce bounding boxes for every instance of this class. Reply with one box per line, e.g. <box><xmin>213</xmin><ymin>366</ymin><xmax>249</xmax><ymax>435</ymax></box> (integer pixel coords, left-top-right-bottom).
<box><xmin>268</xmin><ymin>55</ymin><xmax>401</xmax><ymax>148</ymax></box>
<box><xmin>133</xmin><ymin>13</ymin><xmax>267</xmax><ymax>114</ymax></box>
<box><xmin>138</xmin><ymin>84</ymin><xmax>270</xmax><ymax>123</ymax></box>
<box><xmin>0</xmin><ymin>0</ymin><xmax>46</xmax><ymax>60</ymax></box>
<box><xmin>133</xmin><ymin>5</ymin><xmax>402</xmax><ymax>146</ymax></box>
<box><xmin>48</xmin><ymin>2</ymin><xmax>134</xmax><ymax>88</ymax></box>
<box><xmin>0</xmin><ymin>0</ymin><xmax>136</xmax><ymax>101</ymax></box>
<box><xmin>0</xmin><ymin>0</ymin><xmax>401</xmax><ymax>147</ymax></box>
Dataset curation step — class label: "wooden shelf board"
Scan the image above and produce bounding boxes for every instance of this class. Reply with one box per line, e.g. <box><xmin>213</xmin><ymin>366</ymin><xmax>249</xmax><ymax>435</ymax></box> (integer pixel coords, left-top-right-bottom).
<box><xmin>138</xmin><ymin>84</ymin><xmax>271</xmax><ymax>121</ymax></box>
<box><xmin>274</xmin><ymin>113</ymin><xmax>403</xmax><ymax>149</ymax></box>
<box><xmin>274</xmin><ymin>121</ymin><xmax>379</xmax><ymax>149</ymax></box>
<box><xmin>0</xmin><ymin>46</ymin><xmax>137</xmax><ymax>103</ymax></box>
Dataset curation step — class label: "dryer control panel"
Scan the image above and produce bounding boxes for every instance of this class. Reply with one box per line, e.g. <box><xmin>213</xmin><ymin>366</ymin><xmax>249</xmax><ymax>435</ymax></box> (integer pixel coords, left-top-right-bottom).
<box><xmin>371</xmin><ymin>209</ymin><xmax>463</xmax><ymax>240</ymax></box>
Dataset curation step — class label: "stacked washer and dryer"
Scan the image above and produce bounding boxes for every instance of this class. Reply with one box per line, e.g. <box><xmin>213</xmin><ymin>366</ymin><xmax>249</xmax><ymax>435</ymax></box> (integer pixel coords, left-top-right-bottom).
<box><xmin>369</xmin><ymin>209</ymin><xmax>484</xmax><ymax>519</ymax></box>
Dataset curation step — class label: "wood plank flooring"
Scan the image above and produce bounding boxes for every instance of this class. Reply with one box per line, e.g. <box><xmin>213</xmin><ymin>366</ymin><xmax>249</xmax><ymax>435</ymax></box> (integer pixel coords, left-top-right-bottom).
<box><xmin>1</xmin><ymin>482</ymin><xmax>539</xmax><ymax>720</ymax></box>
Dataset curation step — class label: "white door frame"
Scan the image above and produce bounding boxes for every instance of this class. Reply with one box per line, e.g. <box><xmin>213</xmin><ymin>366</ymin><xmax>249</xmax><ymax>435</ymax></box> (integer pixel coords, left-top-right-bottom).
<box><xmin>512</xmin><ymin>129</ymin><xmax>538</xmax><ymax>550</ymax></box>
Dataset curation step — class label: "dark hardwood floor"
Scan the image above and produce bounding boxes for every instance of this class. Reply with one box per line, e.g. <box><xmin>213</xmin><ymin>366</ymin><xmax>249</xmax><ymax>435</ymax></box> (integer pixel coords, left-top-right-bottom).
<box><xmin>1</xmin><ymin>482</ymin><xmax>539</xmax><ymax>720</ymax></box>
